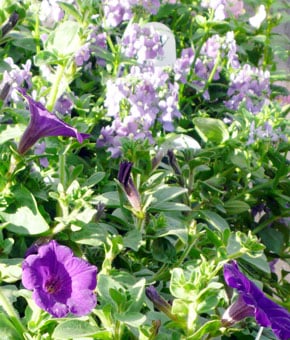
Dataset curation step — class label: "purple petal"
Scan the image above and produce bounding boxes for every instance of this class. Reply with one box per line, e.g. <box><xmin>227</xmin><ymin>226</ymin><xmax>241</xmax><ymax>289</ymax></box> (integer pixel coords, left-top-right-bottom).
<box><xmin>67</xmin><ymin>257</ymin><xmax>97</xmax><ymax>290</ymax></box>
<box><xmin>224</xmin><ymin>261</ymin><xmax>290</xmax><ymax>339</ymax></box>
<box><xmin>34</xmin><ymin>289</ymin><xmax>69</xmax><ymax>318</ymax></box>
<box><xmin>68</xmin><ymin>289</ymin><xmax>97</xmax><ymax>316</ymax></box>
<box><xmin>18</xmin><ymin>89</ymin><xmax>90</xmax><ymax>154</ymax></box>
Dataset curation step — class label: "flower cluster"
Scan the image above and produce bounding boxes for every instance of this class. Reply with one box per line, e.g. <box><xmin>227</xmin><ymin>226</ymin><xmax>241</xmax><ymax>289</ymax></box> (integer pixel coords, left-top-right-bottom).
<box><xmin>122</xmin><ymin>23</ymin><xmax>164</xmax><ymax>64</ymax></box>
<box><xmin>97</xmin><ymin>65</ymin><xmax>180</xmax><ymax>157</ymax></box>
<box><xmin>224</xmin><ymin>64</ymin><xmax>270</xmax><ymax>113</ymax></box>
<box><xmin>223</xmin><ymin>261</ymin><xmax>290</xmax><ymax>340</ymax></box>
<box><xmin>102</xmin><ymin>0</ymin><xmax>160</xmax><ymax>27</ymax></box>
<box><xmin>22</xmin><ymin>240</ymin><xmax>97</xmax><ymax>318</ymax></box>
<box><xmin>74</xmin><ymin>26</ymin><xmax>108</xmax><ymax>67</ymax></box>
<box><xmin>247</xmin><ymin>121</ymin><xmax>287</xmax><ymax>145</ymax></box>
<box><xmin>201</xmin><ymin>0</ymin><xmax>244</xmax><ymax>21</ymax></box>
<box><xmin>0</xmin><ymin>57</ymin><xmax>32</xmax><ymax>103</ymax></box>
<box><xmin>174</xmin><ymin>32</ymin><xmax>239</xmax><ymax>99</ymax></box>
<box><xmin>38</xmin><ymin>0</ymin><xmax>75</xmax><ymax>27</ymax></box>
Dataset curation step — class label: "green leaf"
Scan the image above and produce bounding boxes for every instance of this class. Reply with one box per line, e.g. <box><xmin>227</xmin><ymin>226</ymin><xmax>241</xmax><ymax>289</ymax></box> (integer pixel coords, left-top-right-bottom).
<box><xmin>123</xmin><ymin>229</ymin><xmax>143</xmax><ymax>251</ymax></box>
<box><xmin>260</xmin><ymin>227</ymin><xmax>285</xmax><ymax>255</ymax></box>
<box><xmin>0</xmin><ymin>259</ymin><xmax>22</xmax><ymax>283</ymax></box>
<box><xmin>152</xmin><ymin>238</ymin><xmax>176</xmax><ymax>263</ymax></box>
<box><xmin>34</xmin><ymin>51</ymin><xmax>59</xmax><ymax>66</ymax></box>
<box><xmin>115</xmin><ymin>312</ymin><xmax>146</xmax><ymax>327</ymax></box>
<box><xmin>198</xmin><ymin>210</ymin><xmax>229</xmax><ymax>231</ymax></box>
<box><xmin>0</xmin><ymin>125</ymin><xmax>24</xmax><ymax>145</ymax></box>
<box><xmin>0</xmin><ymin>186</ymin><xmax>49</xmax><ymax>235</ymax></box>
<box><xmin>193</xmin><ymin>117</ymin><xmax>229</xmax><ymax>144</ymax></box>
<box><xmin>52</xmin><ymin>320</ymin><xmax>101</xmax><ymax>339</ymax></box>
<box><xmin>150</xmin><ymin>201</ymin><xmax>191</xmax><ymax>211</ymax></box>
<box><xmin>152</xmin><ymin>185</ymin><xmax>188</xmax><ymax>203</ymax></box>
<box><xmin>0</xmin><ymin>312</ymin><xmax>23</xmax><ymax>340</ymax></box>
<box><xmin>224</xmin><ymin>200</ymin><xmax>250</xmax><ymax>214</ymax></box>
<box><xmin>161</xmin><ymin>133</ymin><xmax>201</xmax><ymax>151</ymax></box>
<box><xmin>83</xmin><ymin>172</ymin><xmax>106</xmax><ymax>188</ymax></box>
<box><xmin>187</xmin><ymin>320</ymin><xmax>221</xmax><ymax>339</ymax></box>
<box><xmin>46</xmin><ymin>21</ymin><xmax>81</xmax><ymax>56</ymax></box>
<box><xmin>92</xmin><ymin>191</ymin><xmax>120</xmax><ymax>207</ymax></box>
<box><xmin>57</xmin><ymin>2</ymin><xmax>82</xmax><ymax>22</ymax></box>
<box><xmin>241</xmin><ymin>253</ymin><xmax>270</xmax><ymax>275</ymax></box>
<box><xmin>70</xmin><ymin>223</ymin><xmax>116</xmax><ymax>246</ymax></box>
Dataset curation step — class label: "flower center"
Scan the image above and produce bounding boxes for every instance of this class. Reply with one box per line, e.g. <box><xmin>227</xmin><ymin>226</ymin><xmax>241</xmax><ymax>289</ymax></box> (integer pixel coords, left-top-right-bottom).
<box><xmin>44</xmin><ymin>276</ymin><xmax>62</xmax><ymax>294</ymax></box>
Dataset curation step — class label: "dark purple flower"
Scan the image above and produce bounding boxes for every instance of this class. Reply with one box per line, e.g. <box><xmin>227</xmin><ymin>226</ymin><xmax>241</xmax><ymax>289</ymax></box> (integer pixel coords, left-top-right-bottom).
<box><xmin>22</xmin><ymin>240</ymin><xmax>97</xmax><ymax>318</ymax></box>
<box><xmin>146</xmin><ymin>286</ymin><xmax>172</xmax><ymax>314</ymax></box>
<box><xmin>223</xmin><ymin>261</ymin><xmax>290</xmax><ymax>340</ymax></box>
<box><xmin>117</xmin><ymin>161</ymin><xmax>142</xmax><ymax>212</ymax></box>
<box><xmin>18</xmin><ymin>89</ymin><xmax>90</xmax><ymax>154</ymax></box>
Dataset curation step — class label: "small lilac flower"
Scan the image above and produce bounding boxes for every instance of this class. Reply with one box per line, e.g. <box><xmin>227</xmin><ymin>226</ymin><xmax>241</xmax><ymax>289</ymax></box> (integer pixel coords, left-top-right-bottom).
<box><xmin>97</xmin><ymin>64</ymin><xmax>180</xmax><ymax>157</ymax></box>
<box><xmin>18</xmin><ymin>89</ymin><xmax>90</xmax><ymax>155</ymax></box>
<box><xmin>54</xmin><ymin>94</ymin><xmax>73</xmax><ymax>115</ymax></box>
<box><xmin>34</xmin><ymin>142</ymin><xmax>49</xmax><ymax>167</ymax></box>
<box><xmin>102</xmin><ymin>0</ymin><xmax>133</xmax><ymax>27</ymax></box>
<box><xmin>247</xmin><ymin>121</ymin><xmax>287</xmax><ymax>145</ymax></box>
<box><xmin>102</xmin><ymin>0</ymin><xmax>160</xmax><ymax>27</ymax></box>
<box><xmin>22</xmin><ymin>240</ymin><xmax>97</xmax><ymax>318</ymax></box>
<box><xmin>174</xmin><ymin>33</ymin><xmax>239</xmax><ymax>100</ymax></box>
<box><xmin>75</xmin><ymin>43</ymin><xmax>91</xmax><ymax>66</ymax></box>
<box><xmin>122</xmin><ymin>23</ymin><xmax>164</xmax><ymax>64</ymax></box>
<box><xmin>89</xmin><ymin>29</ymin><xmax>108</xmax><ymax>66</ymax></box>
<box><xmin>117</xmin><ymin>161</ymin><xmax>142</xmax><ymax>212</ymax></box>
<box><xmin>38</xmin><ymin>0</ymin><xmax>68</xmax><ymax>27</ymax></box>
<box><xmin>222</xmin><ymin>261</ymin><xmax>290</xmax><ymax>340</ymax></box>
<box><xmin>201</xmin><ymin>0</ymin><xmax>244</xmax><ymax>21</ymax></box>
<box><xmin>0</xmin><ymin>57</ymin><xmax>32</xmax><ymax>103</ymax></box>
<box><xmin>224</xmin><ymin>64</ymin><xmax>270</xmax><ymax>113</ymax></box>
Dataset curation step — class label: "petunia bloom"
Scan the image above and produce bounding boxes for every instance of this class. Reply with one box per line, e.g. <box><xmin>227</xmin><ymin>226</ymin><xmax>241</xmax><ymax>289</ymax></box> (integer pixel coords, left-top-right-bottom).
<box><xmin>222</xmin><ymin>260</ymin><xmax>290</xmax><ymax>340</ymax></box>
<box><xmin>18</xmin><ymin>89</ymin><xmax>90</xmax><ymax>154</ymax></box>
<box><xmin>22</xmin><ymin>240</ymin><xmax>97</xmax><ymax>318</ymax></box>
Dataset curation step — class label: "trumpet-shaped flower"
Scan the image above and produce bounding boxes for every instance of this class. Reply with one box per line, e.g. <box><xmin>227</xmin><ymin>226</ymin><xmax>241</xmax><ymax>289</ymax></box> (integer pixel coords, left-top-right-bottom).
<box><xmin>222</xmin><ymin>261</ymin><xmax>290</xmax><ymax>340</ymax></box>
<box><xmin>117</xmin><ymin>161</ymin><xmax>142</xmax><ymax>212</ymax></box>
<box><xmin>22</xmin><ymin>240</ymin><xmax>97</xmax><ymax>318</ymax></box>
<box><xmin>18</xmin><ymin>89</ymin><xmax>90</xmax><ymax>154</ymax></box>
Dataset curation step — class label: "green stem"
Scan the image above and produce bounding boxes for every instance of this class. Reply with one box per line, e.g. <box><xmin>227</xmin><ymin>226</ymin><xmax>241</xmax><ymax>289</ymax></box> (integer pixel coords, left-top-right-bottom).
<box><xmin>33</xmin><ymin>9</ymin><xmax>41</xmax><ymax>54</ymax></box>
<box><xmin>59</xmin><ymin>152</ymin><xmax>67</xmax><ymax>190</ymax></box>
<box><xmin>252</xmin><ymin>215</ymin><xmax>283</xmax><ymax>235</ymax></box>
<box><xmin>46</xmin><ymin>64</ymin><xmax>66</xmax><ymax>111</ymax></box>
<box><xmin>148</xmin><ymin>263</ymin><xmax>169</xmax><ymax>283</ymax></box>
<box><xmin>0</xmin><ymin>287</ymin><xmax>26</xmax><ymax>338</ymax></box>
<box><xmin>202</xmin><ymin>52</ymin><xmax>222</xmax><ymax>95</ymax></box>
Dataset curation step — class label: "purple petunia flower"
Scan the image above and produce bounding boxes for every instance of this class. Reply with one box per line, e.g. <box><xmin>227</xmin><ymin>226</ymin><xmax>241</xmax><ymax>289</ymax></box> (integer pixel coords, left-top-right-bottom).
<box><xmin>222</xmin><ymin>261</ymin><xmax>290</xmax><ymax>340</ymax></box>
<box><xmin>18</xmin><ymin>89</ymin><xmax>90</xmax><ymax>155</ymax></box>
<box><xmin>22</xmin><ymin>240</ymin><xmax>97</xmax><ymax>318</ymax></box>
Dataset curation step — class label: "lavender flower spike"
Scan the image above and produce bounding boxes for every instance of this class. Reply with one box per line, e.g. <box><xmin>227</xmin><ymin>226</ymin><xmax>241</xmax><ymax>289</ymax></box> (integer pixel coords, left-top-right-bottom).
<box><xmin>18</xmin><ymin>89</ymin><xmax>90</xmax><ymax>154</ymax></box>
<box><xmin>22</xmin><ymin>240</ymin><xmax>98</xmax><ymax>318</ymax></box>
<box><xmin>117</xmin><ymin>161</ymin><xmax>142</xmax><ymax>212</ymax></box>
<box><xmin>222</xmin><ymin>261</ymin><xmax>290</xmax><ymax>340</ymax></box>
